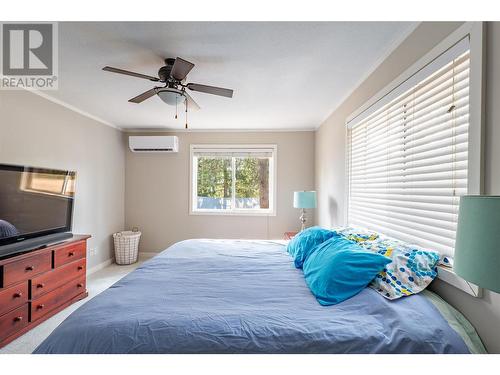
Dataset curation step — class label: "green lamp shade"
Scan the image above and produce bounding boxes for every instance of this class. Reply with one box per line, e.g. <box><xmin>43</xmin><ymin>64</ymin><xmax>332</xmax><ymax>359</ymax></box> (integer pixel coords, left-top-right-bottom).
<box><xmin>293</xmin><ymin>191</ymin><xmax>317</xmax><ymax>209</ymax></box>
<box><xmin>454</xmin><ymin>196</ymin><xmax>500</xmax><ymax>293</ymax></box>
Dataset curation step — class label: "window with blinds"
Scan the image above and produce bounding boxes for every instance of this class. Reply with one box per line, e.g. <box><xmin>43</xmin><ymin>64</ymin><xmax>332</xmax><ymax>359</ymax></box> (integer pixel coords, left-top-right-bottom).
<box><xmin>190</xmin><ymin>145</ymin><xmax>276</xmax><ymax>215</ymax></box>
<box><xmin>347</xmin><ymin>39</ymin><xmax>470</xmax><ymax>256</ymax></box>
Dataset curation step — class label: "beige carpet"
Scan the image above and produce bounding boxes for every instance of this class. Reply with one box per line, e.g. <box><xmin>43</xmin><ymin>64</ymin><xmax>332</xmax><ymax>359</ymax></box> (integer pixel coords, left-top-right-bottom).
<box><xmin>0</xmin><ymin>258</ymin><xmax>149</xmax><ymax>354</ymax></box>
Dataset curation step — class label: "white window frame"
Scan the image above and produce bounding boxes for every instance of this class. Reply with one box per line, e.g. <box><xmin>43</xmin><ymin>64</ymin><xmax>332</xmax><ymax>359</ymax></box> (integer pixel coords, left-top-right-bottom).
<box><xmin>345</xmin><ymin>22</ymin><xmax>485</xmax><ymax>225</ymax></box>
<box><xmin>189</xmin><ymin>144</ymin><xmax>277</xmax><ymax>216</ymax></box>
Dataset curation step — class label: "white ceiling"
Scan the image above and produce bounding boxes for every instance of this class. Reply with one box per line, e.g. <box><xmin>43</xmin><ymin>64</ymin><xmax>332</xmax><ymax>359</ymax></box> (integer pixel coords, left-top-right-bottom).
<box><xmin>48</xmin><ymin>22</ymin><xmax>417</xmax><ymax>131</ymax></box>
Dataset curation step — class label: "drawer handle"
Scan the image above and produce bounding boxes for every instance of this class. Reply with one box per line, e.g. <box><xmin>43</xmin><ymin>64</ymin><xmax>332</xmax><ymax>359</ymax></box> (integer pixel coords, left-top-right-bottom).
<box><xmin>13</xmin><ymin>316</ymin><xmax>23</xmax><ymax>322</ymax></box>
<box><xmin>68</xmin><ymin>252</ymin><xmax>75</xmax><ymax>257</ymax></box>
<box><xmin>13</xmin><ymin>292</ymin><xmax>23</xmax><ymax>298</ymax></box>
<box><xmin>37</xmin><ymin>304</ymin><xmax>45</xmax><ymax>310</ymax></box>
<box><xmin>77</xmin><ymin>283</ymin><xmax>84</xmax><ymax>288</ymax></box>
<box><xmin>77</xmin><ymin>266</ymin><xmax>84</xmax><ymax>271</ymax></box>
<box><xmin>25</xmin><ymin>265</ymin><xmax>35</xmax><ymax>271</ymax></box>
<box><xmin>37</xmin><ymin>283</ymin><xmax>45</xmax><ymax>289</ymax></box>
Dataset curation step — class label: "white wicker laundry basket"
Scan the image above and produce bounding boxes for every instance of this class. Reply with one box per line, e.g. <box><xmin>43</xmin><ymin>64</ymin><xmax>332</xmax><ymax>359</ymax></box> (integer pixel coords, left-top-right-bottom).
<box><xmin>113</xmin><ymin>230</ymin><xmax>141</xmax><ymax>265</ymax></box>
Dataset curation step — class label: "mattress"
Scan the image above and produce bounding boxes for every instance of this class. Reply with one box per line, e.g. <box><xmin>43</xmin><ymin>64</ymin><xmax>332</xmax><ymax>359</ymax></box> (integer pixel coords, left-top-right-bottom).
<box><xmin>34</xmin><ymin>239</ymin><xmax>485</xmax><ymax>354</ymax></box>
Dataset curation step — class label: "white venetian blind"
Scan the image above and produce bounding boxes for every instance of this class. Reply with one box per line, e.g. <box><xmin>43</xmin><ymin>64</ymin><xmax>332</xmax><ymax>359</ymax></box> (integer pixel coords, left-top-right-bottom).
<box><xmin>193</xmin><ymin>148</ymin><xmax>274</xmax><ymax>158</ymax></box>
<box><xmin>347</xmin><ymin>39</ymin><xmax>470</xmax><ymax>257</ymax></box>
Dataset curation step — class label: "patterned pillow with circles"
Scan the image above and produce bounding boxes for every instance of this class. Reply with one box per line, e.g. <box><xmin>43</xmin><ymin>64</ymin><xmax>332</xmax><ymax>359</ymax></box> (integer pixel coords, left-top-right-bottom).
<box><xmin>335</xmin><ymin>227</ymin><xmax>440</xmax><ymax>300</ymax></box>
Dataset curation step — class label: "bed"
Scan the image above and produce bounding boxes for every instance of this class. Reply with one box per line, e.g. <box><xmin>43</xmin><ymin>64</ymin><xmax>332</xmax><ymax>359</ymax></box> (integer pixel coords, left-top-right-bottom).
<box><xmin>34</xmin><ymin>239</ymin><xmax>486</xmax><ymax>354</ymax></box>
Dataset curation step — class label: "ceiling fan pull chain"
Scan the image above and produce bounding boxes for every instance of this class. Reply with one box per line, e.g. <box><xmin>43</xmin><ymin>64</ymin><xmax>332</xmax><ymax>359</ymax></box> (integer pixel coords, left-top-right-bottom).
<box><xmin>185</xmin><ymin>98</ymin><xmax>188</xmax><ymax>129</ymax></box>
<box><xmin>175</xmin><ymin>96</ymin><xmax>178</xmax><ymax>119</ymax></box>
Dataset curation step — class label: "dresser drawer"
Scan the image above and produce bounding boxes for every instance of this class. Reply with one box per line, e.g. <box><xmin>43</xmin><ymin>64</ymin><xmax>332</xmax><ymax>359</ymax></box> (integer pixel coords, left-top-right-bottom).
<box><xmin>31</xmin><ymin>276</ymin><xmax>86</xmax><ymax>322</ymax></box>
<box><xmin>53</xmin><ymin>241</ymin><xmax>86</xmax><ymax>268</ymax></box>
<box><xmin>2</xmin><ymin>252</ymin><xmax>52</xmax><ymax>287</ymax></box>
<box><xmin>0</xmin><ymin>304</ymin><xmax>29</xmax><ymax>343</ymax></box>
<box><xmin>31</xmin><ymin>258</ymin><xmax>86</xmax><ymax>299</ymax></box>
<box><xmin>0</xmin><ymin>282</ymin><xmax>29</xmax><ymax>316</ymax></box>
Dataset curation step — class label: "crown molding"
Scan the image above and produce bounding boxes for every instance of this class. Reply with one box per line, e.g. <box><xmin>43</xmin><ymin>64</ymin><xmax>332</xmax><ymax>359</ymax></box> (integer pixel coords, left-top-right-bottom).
<box><xmin>24</xmin><ymin>89</ymin><xmax>120</xmax><ymax>130</ymax></box>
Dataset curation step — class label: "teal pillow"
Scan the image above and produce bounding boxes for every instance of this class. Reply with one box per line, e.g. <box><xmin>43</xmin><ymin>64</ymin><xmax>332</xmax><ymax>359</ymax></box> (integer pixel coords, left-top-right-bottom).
<box><xmin>303</xmin><ymin>236</ymin><xmax>391</xmax><ymax>306</ymax></box>
<box><xmin>286</xmin><ymin>226</ymin><xmax>337</xmax><ymax>269</ymax></box>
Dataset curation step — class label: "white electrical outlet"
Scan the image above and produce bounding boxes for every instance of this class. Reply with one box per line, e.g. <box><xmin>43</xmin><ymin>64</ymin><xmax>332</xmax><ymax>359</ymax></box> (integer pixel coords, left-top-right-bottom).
<box><xmin>88</xmin><ymin>248</ymin><xmax>97</xmax><ymax>256</ymax></box>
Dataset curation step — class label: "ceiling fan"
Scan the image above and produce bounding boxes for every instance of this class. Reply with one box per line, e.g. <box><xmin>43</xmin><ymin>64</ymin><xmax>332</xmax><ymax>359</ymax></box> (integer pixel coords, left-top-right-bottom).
<box><xmin>102</xmin><ymin>57</ymin><xmax>234</xmax><ymax>114</ymax></box>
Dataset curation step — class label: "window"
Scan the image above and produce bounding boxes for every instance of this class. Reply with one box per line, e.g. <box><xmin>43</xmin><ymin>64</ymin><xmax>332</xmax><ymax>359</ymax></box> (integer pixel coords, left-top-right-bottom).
<box><xmin>346</xmin><ymin>30</ymin><xmax>482</xmax><ymax>257</ymax></box>
<box><xmin>190</xmin><ymin>145</ymin><xmax>276</xmax><ymax>215</ymax></box>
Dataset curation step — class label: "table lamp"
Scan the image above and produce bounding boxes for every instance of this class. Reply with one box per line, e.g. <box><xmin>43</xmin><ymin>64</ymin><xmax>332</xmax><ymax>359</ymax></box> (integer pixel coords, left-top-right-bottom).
<box><xmin>454</xmin><ymin>196</ymin><xmax>500</xmax><ymax>293</ymax></box>
<box><xmin>293</xmin><ymin>191</ymin><xmax>317</xmax><ymax>231</ymax></box>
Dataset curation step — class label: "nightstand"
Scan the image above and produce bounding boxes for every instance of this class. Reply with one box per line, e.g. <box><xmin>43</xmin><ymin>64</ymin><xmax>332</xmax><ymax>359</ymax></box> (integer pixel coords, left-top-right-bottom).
<box><xmin>283</xmin><ymin>231</ymin><xmax>298</xmax><ymax>240</ymax></box>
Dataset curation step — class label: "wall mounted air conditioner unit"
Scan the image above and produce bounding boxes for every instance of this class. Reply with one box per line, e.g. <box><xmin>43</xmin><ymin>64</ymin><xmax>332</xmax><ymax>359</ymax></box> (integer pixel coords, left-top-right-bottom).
<box><xmin>129</xmin><ymin>136</ymin><xmax>179</xmax><ymax>153</ymax></box>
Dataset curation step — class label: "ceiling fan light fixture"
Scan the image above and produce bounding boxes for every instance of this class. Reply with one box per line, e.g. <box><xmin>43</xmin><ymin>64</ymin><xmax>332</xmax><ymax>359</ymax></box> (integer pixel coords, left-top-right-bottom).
<box><xmin>157</xmin><ymin>88</ymin><xmax>185</xmax><ymax>106</ymax></box>
<box><xmin>102</xmin><ymin>56</ymin><xmax>233</xmax><ymax>107</ymax></box>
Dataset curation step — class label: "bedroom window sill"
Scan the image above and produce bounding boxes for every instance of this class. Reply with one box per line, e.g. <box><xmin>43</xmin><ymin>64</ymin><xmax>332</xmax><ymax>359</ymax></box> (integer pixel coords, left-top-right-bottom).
<box><xmin>190</xmin><ymin>210</ymin><xmax>276</xmax><ymax>217</ymax></box>
<box><xmin>436</xmin><ymin>265</ymin><xmax>482</xmax><ymax>298</ymax></box>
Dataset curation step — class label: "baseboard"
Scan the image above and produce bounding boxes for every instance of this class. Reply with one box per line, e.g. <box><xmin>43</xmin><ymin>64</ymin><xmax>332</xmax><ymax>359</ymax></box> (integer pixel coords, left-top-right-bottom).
<box><xmin>86</xmin><ymin>253</ymin><xmax>156</xmax><ymax>275</ymax></box>
<box><xmin>86</xmin><ymin>258</ymin><xmax>114</xmax><ymax>276</ymax></box>
<box><xmin>139</xmin><ymin>252</ymin><xmax>159</xmax><ymax>260</ymax></box>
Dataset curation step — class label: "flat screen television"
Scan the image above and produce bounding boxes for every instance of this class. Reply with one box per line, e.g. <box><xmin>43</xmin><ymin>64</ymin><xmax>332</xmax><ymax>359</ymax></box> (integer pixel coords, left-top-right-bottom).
<box><xmin>0</xmin><ymin>164</ymin><xmax>76</xmax><ymax>259</ymax></box>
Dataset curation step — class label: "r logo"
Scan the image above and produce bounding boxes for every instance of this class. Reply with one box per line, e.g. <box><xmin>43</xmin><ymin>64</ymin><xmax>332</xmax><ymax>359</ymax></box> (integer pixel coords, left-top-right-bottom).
<box><xmin>2</xmin><ymin>23</ymin><xmax>53</xmax><ymax>76</ymax></box>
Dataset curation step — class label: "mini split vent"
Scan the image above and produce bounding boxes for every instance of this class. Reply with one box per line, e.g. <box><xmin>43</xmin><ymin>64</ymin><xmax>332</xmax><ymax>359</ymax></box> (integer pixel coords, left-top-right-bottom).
<box><xmin>132</xmin><ymin>148</ymin><xmax>174</xmax><ymax>152</ymax></box>
<box><xmin>129</xmin><ymin>136</ymin><xmax>179</xmax><ymax>153</ymax></box>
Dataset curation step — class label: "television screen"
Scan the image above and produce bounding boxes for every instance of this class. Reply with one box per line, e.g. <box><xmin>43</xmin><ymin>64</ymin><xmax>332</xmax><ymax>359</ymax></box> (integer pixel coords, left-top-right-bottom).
<box><xmin>0</xmin><ymin>164</ymin><xmax>75</xmax><ymax>247</ymax></box>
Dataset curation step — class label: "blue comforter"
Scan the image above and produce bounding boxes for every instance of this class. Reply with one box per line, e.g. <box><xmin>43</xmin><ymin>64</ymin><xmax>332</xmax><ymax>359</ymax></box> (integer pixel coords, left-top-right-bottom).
<box><xmin>34</xmin><ymin>239</ymin><xmax>469</xmax><ymax>354</ymax></box>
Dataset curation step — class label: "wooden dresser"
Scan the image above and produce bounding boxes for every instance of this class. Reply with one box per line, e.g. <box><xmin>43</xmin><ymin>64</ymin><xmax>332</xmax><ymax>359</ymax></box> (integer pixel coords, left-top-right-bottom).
<box><xmin>0</xmin><ymin>235</ymin><xmax>90</xmax><ymax>348</ymax></box>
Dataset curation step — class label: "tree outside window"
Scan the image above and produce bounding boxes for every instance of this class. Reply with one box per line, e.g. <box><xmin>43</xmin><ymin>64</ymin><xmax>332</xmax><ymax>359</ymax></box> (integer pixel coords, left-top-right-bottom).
<box><xmin>191</xmin><ymin>146</ymin><xmax>275</xmax><ymax>215</ymax></box>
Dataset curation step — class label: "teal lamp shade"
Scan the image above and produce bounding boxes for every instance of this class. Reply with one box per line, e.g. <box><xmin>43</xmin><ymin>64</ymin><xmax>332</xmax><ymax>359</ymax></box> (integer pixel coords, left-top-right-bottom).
<box><xmin>454</xmin><ymin>196</ymin><xmax>500</xmax><ymax>293</ymax></box>
<box><xmin>293</xmin><ymin>191</ymin><xmax>317</xmax><ymax>209</ymax></box>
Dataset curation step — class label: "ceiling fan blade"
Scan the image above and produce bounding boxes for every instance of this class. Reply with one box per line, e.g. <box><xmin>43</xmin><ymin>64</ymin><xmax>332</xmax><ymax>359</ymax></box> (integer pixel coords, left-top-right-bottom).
<box><xmin>183</xmin><ymin>91</ymin><xmax>200</xmax><ymax>111</ymax></box>
<box><xmin>103</xmin><ymin>66</ymin><xmax>159</xmax><ymax>82</ymax></box>
<box><xmin>128</xmin><ymin>88</ymin><xmax>158</xmax><ymax>103</ymax></box>
<box><xmin>187</xmin><ymin>83</ymin><xmax>233</xmax><ymax>98</ymax></box>
<box><xmin>170</xmin><ymin>57</ymin><xmax>195</xmax><ymax>81</ymax></box>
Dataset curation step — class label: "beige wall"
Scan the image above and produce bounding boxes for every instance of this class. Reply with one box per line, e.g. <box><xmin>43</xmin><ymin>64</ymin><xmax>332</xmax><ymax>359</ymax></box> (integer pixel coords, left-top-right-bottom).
<box><xmin>314</xmin><ymin>21</ymin><xmax>500</xmax><ymax>353</ymax></box>
<box><xmin>0</xmin><ymin>92</ymin><xmax>314</xmax><ymax>264</ymax></box>
<box><xmin>0</xmin><ymin>90</ymin><xmax>126</xmax><ymax>269</ymax></box>
<box><xmin>125</xmin><ymin>131</ymin><xmax>315</xmax><ymax>252</ymax></box>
